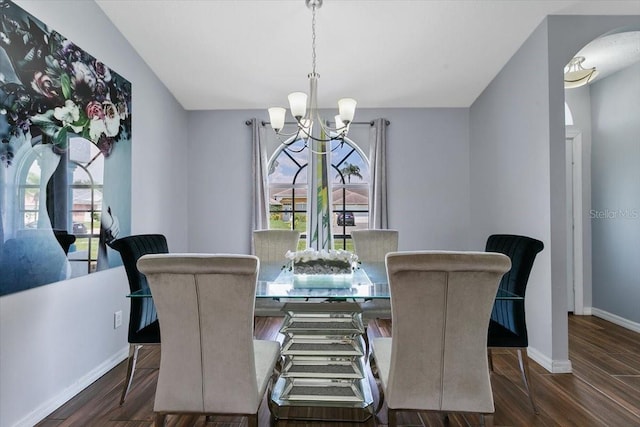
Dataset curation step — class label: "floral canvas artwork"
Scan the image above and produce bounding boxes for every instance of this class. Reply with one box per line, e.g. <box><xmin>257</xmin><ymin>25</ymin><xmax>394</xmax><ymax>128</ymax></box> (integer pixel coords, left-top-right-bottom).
<box><xmin>0</xmin><ymin>0</ymin><xmax>132</xmax><ymax>296</ymax></box>
<box><xmin>0</xmin><ymin>0</ymin><xmax>131</xmax><ymax>158</ymax></box>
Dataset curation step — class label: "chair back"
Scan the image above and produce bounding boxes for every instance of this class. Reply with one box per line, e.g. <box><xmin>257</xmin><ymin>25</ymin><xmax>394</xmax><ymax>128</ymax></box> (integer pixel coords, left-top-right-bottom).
<box><xmin>137</xmin><ymin>254</ymin><xmax>261</xmax><ymax>414</ymax></box>
<box><xmin>485</xmin><ymin>234</ymin><xmax>543</xmax><ymax>344</ymax></box>
<box><xmin>110</xmin><ymin>234</ymin><xmax>168</xmax><ymax>342</ymax></box>
<box><xmin>253</xmin><ymin>229</ymin><xmax>300</xmax><ymax>262</ymax></box>
<box><xmin>351</xmin><ymin>229</ymin><xmax>398</xmax><ymax>262</ymax></box>
<box><xmin>385</xmin><ymin>251</ymin><xmax>511</xmax><ymax>412</ymax></box>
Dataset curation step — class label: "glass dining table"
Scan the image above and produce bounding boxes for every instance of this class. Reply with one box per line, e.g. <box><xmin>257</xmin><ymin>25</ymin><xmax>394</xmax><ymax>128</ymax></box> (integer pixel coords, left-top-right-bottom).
<box><xmin>256</xmin><ymin>262</ymin><xmax>386</xmax><ymax>422</ymax></box>
<box><xmin>127</xmin><ymin>261</ymin><xmax>521</xmax><ymax>301</ymax></box>
<box><xmin>254</xmin><ymin>262</ymin><xmax>522</xmax><ymax>422</ymax></box>
<box><xmin>127</xmin><ymin>260</ymin><xmax>521</xmax><ymax>422</ymax></box>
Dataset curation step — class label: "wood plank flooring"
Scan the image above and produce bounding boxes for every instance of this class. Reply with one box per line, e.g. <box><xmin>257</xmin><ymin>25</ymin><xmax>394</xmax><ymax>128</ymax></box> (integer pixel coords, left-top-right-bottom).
<box><xmin>37</xmin><ymin>315</ymin><xmax>640</xmax><ymax>427</ymax></box>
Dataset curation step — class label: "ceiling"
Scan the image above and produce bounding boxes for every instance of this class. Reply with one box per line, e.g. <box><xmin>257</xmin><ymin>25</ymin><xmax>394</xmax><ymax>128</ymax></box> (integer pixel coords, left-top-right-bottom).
<box><xmin>96</xmin><ymin>0</ymin><xmax>640</xmax><ymax>111</ymax></box>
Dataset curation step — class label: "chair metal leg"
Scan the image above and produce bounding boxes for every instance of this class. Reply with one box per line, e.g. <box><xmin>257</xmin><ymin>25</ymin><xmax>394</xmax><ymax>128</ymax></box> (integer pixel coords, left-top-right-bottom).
<box><xmin>368</xmin><ymin>351</ymin><xmax>385</xmax><ymax>415</ymax></box>
<box><xmin>120</xmin><ymin>344</ymin><xmax>142</xmax><ymax>405</ymax></box>
<box><xmin>481</xmin><ymin>413</ymin><xmax>494</xmax><ymax>427</ymax></box>
<box><xmin>517</xmin><ymin>348</ymin><xmax>539</xmax><ymax>414</ymax></box>
<box><xmin>443</xmin><ymin>413</ymin><xmax>450</xmax><ymax>425</ymax></box>
<box><xmin>388</xmin><ymin>408</ymin><xmax>398</xmax><ymax>427</ymax></box>
<box><xmin>154</xmin><ymin>413</ymin><xmax>166</xmax><ymax>427</ymax></box>
<box><xmin>247</xmin><ymin>413</ymin><xmax>258</xmax><ymax>427</ymax></box>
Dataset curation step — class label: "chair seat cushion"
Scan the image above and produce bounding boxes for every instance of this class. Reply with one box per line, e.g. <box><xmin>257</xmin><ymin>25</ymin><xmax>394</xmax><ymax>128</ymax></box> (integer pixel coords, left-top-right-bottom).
<box><xmin>487</xmin><ymin>319</ymin><xmax>527</xmax><ymax>348</ymax></box>
<box><xmin>129</xmin><ymin>319</ymin><xmax>160</xmax><ymax>344</ymax></box>
<box><xmin>254</xmin><ymin>340</ymin><xmax>281</xmax><ymax>399</ymax></box>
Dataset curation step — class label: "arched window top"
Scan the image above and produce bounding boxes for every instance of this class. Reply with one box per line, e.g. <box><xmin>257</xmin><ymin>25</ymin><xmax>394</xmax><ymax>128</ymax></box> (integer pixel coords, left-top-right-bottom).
<box><xmin>268</xmin><ymin>139</ymin><xmax>308</xmax><ymax>184</ymax></box>
<box><xmin>266</xmin><ymin>136</ymin><xmax>370</xmax><ymax>250</ymax></box>
<box><xmin>268</xmin><ymin>137</ymin><xmax>369</xmax><ymax>183</ymax></box>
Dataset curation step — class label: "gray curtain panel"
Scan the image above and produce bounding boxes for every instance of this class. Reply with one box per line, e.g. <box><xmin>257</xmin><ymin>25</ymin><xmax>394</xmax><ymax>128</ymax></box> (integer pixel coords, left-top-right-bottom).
<box><xmin>369</xmin><ymin>118</ymin><xmax>389</xmax><ymax>229</ymax></box>
<box><xmin>250</xmin><ymin>118</ymin><xmax>269</xmax><ymax>253</ymax></box>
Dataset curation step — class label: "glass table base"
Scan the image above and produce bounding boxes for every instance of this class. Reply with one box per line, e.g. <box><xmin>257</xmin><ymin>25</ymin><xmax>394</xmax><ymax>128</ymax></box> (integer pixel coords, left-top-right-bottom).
<box><xmin>269</xmin><ymin>377</ymin><xmax>374</xmax><ymax>422</ymax></box>
<box><xmin>269</xmin><ymin>302</ymin><xmax>374</xmax><ymax>422</ymax></box>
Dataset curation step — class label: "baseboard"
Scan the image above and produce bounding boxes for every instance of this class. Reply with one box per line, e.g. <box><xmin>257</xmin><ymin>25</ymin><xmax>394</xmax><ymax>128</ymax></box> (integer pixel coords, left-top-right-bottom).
<box><xmin>12</xmin><ymin>346</ymin><xmax>129</xmax><ymax>427</ymax></box>
<box><xmin>592</xmin><ymin>308</ymin><xmax>640</xmax><ymax>333</ymax></box>
<box><xmin>526</xmin><ymin>346</ymin><xmax>573</xmax><ymax>374</ymax></box>
<box><xmin>572</xmin><ymin>306</ymin><xmax>592</xmax><ymax>315</ymax></box>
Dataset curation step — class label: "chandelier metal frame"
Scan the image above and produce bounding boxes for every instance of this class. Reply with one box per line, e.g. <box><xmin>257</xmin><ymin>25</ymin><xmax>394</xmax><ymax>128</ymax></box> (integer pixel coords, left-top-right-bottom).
<box><xmin>268</xmin><ymin>0</ymin><xmax>356</xmax><ymax>153</ymax></box>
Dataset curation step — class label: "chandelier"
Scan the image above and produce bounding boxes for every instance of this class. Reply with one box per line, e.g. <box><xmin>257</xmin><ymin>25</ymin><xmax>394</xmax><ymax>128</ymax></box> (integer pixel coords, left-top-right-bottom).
<box><xmin>268</xmin><ymin>0</ymin><xmax>356</xmax><ymax>149</ymax></box>
<box><xmin>564</xmin><ymin>56</ymin><xmax>599</xmax><ymax>89</ymax></box>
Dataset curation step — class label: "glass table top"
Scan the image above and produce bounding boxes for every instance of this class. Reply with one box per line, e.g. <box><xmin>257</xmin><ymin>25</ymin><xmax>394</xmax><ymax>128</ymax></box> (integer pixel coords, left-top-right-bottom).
<box><xmin>127</xmin><ymin>261</ymin><xmax>522</xmax><ymax>300</ymax></box>
<box><xmin>255</xmin><ymin>262</ymin><xmax>389</xmax><ymax>299</ymax></box>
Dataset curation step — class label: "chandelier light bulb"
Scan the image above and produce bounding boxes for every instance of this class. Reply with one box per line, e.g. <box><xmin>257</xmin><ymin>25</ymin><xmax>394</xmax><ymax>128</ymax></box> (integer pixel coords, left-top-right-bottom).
<box><xmin>288</xmin><ymin>92</ymin><xmax>308</xmax><ymax>119</ymax></box>
<box><xmin>268</xmin><ymin>107</ymin><xmax>286</xmax><ymax>133</ymax></box>
<box><xmin>338</xmin><ymin>98</ymin><xmax>357</xmax><ymax>124</ymax></box>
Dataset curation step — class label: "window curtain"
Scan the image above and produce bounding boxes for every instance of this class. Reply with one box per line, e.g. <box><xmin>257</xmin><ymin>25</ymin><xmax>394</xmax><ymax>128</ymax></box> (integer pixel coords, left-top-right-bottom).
<box><xmin>250</xmin><ymin>118</ymin><xmax>269</xmax><ymax>253</ymax></box>
<box><xmin>369</xmin><ymin>118</ymin><xmax>389</xmax><ymax>229</ymax></box>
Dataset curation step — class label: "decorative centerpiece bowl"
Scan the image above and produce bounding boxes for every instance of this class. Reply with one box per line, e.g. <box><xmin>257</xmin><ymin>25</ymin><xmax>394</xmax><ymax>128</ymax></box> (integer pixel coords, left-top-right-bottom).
<box><xmin>285</xmin><ymin>248</ymin><xmax>358</xmax><ymax>288</ymax></box>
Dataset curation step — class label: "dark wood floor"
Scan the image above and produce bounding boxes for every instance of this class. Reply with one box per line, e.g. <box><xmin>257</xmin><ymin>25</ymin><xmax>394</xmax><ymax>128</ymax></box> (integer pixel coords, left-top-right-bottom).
<box><xmin>37</xmin><ymin>315</ymin><xmax>640</xmax><ymax>427</ymax></box>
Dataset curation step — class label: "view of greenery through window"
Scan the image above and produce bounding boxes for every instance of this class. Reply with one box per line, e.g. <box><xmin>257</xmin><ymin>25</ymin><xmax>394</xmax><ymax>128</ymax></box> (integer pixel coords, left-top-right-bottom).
<box><xmin>268</xmin><ymin>137</ymin><xmax>369</xmax><ymax>250</ymax></box>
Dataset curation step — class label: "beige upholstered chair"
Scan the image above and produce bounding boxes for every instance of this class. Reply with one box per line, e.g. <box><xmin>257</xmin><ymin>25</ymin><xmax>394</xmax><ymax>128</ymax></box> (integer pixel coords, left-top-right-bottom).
<box><xmin>253</xmin><ymin>229</ymin><xmax>300</xmax><ymax>262</ymax></box>
<box><xmin>253</xmin><ymin>229</ymin><xmax>300</xmax><ymax>316</ymax></box>
<box><xmin>351</xmin><ymin>229</ymin><xmax>399</xmax><ymax>263</ymax></box>
<box><xmin>371</xmin><ymin>251</ymin><xmax>511</xmax><ymax>427</ymax></box>
<box><xmin>137</xmin><ymin>254</ymin><xmax>280</xmax><ymax>427</ymax></box>
<box><xmin>351</xmin><ymin>229</ymin><xmax>398</xmax><ymax>322</ymax></box>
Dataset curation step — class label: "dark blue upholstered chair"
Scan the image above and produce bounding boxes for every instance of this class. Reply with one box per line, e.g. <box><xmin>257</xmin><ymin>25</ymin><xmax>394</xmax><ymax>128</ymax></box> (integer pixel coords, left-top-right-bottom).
<box><xmin>485</xmin><ymin>234</ymin><xmax>543</xmax><ymax>414</ymax></box>
<box><xmin>110</xmin><ymin>234</ymin><xmax>168</xmax><ymax>405</ymax></box>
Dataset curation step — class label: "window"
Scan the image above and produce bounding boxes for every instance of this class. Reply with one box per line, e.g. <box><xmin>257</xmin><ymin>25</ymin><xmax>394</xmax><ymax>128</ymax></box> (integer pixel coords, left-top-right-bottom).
<box><xmin>67</xmin><ymin>137</ymin><xmax>104</xmax><ymax>275</ymax></box>
<box><xmin>268</xmin><ymin>137</ymin><xmax>369</xmax><ymax>250</ymax></box>
<box><xmin>17</xmin><ymin>136</ymin><xmax>104</xmax><ymax>276</ymax></box>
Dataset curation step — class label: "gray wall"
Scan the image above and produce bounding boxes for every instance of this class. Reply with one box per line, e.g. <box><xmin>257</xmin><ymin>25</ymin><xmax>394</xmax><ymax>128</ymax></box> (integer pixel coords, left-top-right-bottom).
<box><xmin>591</xmin><ymin>61</ymin><xmax>640</xmax><ymax>324</ymax></box>
<box><xmin>469</xmin><ymin>15</ymin><xmax>640</xmax><ymax>371</ymax></box>
<box><xmin>0</xmin><ymin>2</ymin><xmax>188</xmax><ymax>426</ymax></box>
<box><xmin>187</xmin><ymin>108</ymin><xmax>472</xmax><ymax>255</ymax></box>
<box><xmin>469</xmin><ymin>20</ymin><xmax>559</xmax><ymax>368</ymax></box>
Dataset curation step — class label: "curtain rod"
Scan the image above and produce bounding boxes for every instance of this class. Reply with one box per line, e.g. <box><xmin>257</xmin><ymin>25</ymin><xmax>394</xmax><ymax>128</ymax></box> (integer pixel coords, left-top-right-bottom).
<box><xmin>244</xmin><ymin>119</ymin><xmax>390</xmax><ymax>126</ymax></box>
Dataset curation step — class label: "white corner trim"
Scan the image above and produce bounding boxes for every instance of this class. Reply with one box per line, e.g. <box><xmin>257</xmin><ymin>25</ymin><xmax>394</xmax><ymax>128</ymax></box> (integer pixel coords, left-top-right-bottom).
<box><xmin>572</xmin><ymin>306</ymin><xmax>592</xmax><ymax>315</ymax></box>
<box><xmin>526</xmin><ymin>346</ymin><xmax>573</xmax><ymax>374</ymax></box>
<box><xmin>592</xmin><ymin>308</ymin><xmax>640</xmax><ymax>334</ymax></box>
<box><xmin>11</xmin><ymin>346</ymin><xmax>129</xmax><ymax>427</ymax></box>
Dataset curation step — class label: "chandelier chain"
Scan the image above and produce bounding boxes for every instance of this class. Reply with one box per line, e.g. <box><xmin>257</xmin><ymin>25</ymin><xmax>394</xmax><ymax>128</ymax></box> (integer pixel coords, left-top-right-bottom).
<box><xmin>311</xmin><ymin>3</ymin><xmax>317</xmax><ymax>75</ymax></box>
